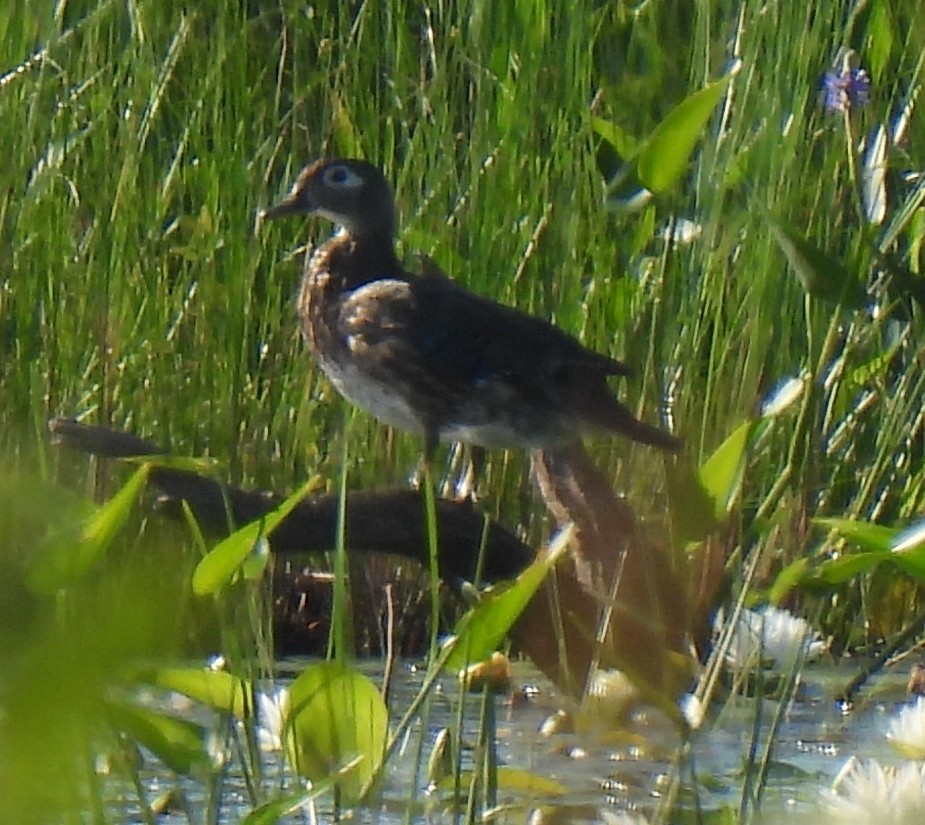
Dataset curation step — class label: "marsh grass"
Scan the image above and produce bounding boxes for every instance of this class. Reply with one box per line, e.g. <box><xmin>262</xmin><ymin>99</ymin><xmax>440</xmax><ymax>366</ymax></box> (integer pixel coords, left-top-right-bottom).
<box><xmin>5</xmin><ymin>0</ymin><xmax>925</xmax><ymax>821</ymax></box>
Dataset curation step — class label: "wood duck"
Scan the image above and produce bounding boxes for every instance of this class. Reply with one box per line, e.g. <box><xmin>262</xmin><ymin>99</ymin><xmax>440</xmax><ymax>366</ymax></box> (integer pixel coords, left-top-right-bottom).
<box><xmin>262</xmin><ymin>159</ymin><xmax>682</xmax><ymax>461</ymax></box>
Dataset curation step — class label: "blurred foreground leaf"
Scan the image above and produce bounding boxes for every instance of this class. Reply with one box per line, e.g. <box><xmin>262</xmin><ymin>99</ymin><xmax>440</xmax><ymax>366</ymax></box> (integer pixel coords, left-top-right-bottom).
<box><xmin>106</xmin><ymin>698</ymin><xmax>209</xmax><ymax>776</ymax></box>
<box><xmin>442</xmin><ymin>523</ymin><xmax>574</xmax><ymax>672</ymax></box>
<box><xmin>192</xmin><ymin>476</ymin><xmax>319</xmax><ymax>595</ymax></box>
<box><xmin>135</xmin><ymin>667</ymin><xmax>250</xmax><ymax>718</ymax></box>
<box><xmin>27</xmin><ymin>463</ymin><xmax>151</xmax><ymax>592</ymax></box>
<box><xmin>283</xmin><ymin>661</ymin><xmax>388</xmax><ymax>804</ymax></box>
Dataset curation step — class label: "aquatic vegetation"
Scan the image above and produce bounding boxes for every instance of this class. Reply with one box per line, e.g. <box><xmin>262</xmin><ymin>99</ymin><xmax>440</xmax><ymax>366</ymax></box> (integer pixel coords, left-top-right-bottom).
<box><xmin>719</xmin><ymin>606</ymin><xmax>826</xmax><ymax>673</ymax></box>
<box><xmin>5</xmin><ymin>0</ymin><xmax>925</xmax><ymax>822</ymax></box>
<box><xmin>887</xmin><ymin>698</ymin><xmax>925</xmax><ymax>760</ymax></box>
<box><xmin>824</xmin><ymin>757</ymin><xmax>925</xmax><ymax>823</ymax></box>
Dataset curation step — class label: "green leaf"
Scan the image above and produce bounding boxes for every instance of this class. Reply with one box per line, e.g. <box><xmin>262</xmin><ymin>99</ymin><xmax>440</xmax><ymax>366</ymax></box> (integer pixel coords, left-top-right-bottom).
<box><xmin>810</xmin><ymin>551</ymin><xmax>893</xmax><ymax>584</ymax></box>
<box><xmin>135</xmin><ymin>667</ymin><xmax>250</xmax><ymax>718</ymax></box>
<box><xmin>591</xmin><ymin>116</ymin><xmax>638</xmax><ymax>159</ymax></box>
<box><xmin>241</xmin><ymin>536</ymin><xmax>271</xmax><ymax>581</ymax></box>
<box><xmin>768</xmin><ymin>557</ymin><xmax>811</xmax><ymax>603</ymax></box>
<box><xmin>668</xmin><ymin>423</ymin><xmax>751</xmax><ymax>547</ymax></box>
<box><xmin>240</xmin><ymin>783</ymin><xmax>334</xmax><ymax>825</ymax></box>
<box><xmin>813</xmin><ymin>517</ymin><xmax>895</xmax><ymax>552</ymax></box>
<box><xmin>802</xmin><ymin>518</ymin><xmax>925</xmax><ymax>584</ymax></box>
<box><xmin>27</xmin><ymin>463</ymin><xmax>151</xmax><ymax>592</ymax></box>
<box><xmin>767</xmin><ymin>216</ymin><xmax>865</xmax><ymax>306</ymax></box>
<box><xmin>443</xmin><ymin>524</ymin><xmax>574</xmax><ymax>672</ymax></box>
<box><xmin>192</xmin><ymin>477</ymin><xmax>319</xmax><ymax>595</ymax></box>
<box><xmin>106</xmin><ymin>699</ymin><xmax>208</xmax><ymax>776</ymax></box>
<box><xmin>699</xmin><ymin>421</ymin><xmax>752</xmax><ymax>520</ymax></box>
<box><xmin>666</xmin><ymin>460</ymin><xmax>720</xmax><ymax>546</ymax></box>
<box><xmin>636</xmin><ymin>74</ymin><xmax>732</xmax><ymax>193</ymax></box>
<box><xmin>283</xmin><ymin>662</ymin><xmax>388</xmax><ymax>804</ymax></box>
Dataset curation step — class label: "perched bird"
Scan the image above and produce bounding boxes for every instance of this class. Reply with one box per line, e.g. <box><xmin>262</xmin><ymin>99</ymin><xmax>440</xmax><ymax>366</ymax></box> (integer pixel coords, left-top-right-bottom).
<box><xmin>261</xmin><ymin>158</ymin><xmax>681</xmax><ymax>461</ymax></box>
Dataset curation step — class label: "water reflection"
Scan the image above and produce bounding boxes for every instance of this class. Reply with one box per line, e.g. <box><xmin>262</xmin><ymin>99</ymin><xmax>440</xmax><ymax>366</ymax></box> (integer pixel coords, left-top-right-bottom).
<box><xmin>124</xmin><ymin>658</ymin><xmax>920</xmax><ymax>823</ymax></box>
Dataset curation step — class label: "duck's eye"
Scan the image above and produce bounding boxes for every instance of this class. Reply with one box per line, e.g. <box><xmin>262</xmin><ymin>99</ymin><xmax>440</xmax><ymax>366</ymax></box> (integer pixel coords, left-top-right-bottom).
<box><xmin>323</xmin><ymin>165</ymin><xmax>363</xmax><ymax>189</ymax></box>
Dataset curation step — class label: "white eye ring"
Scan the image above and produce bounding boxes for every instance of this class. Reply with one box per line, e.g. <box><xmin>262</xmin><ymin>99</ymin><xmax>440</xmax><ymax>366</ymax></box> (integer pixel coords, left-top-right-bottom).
<box><xmin>323</xmin><ymin>165</ymin><xmax>364</xmax><ymax>189</ymax></box>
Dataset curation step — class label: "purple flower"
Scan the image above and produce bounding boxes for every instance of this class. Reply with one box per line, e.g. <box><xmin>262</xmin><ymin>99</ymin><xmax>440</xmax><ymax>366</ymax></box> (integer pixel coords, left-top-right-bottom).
<box><xmin>823</xmin><ymin>66</ymin><xmax>871</xmax><ymax>112</ymax></box>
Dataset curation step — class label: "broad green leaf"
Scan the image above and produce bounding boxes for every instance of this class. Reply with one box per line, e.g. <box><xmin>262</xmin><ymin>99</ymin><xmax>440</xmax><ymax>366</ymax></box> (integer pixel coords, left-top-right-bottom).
<box><xmin>813</xmin><ymin>517</ymin><xmax>895</xmax><ymax>552</ymax></box>
<box><xmin>135</xmin><ymin>667</ymin><xmax>250</xmax><ymax>718</ymax></box>
<box><xmin>192</xmin><ymin>477</ymin><xmax>319</xmax><ymax>595</ymax></box>
<box><xmin>666</xmin><ymin>460</ymin><xmax>719</xmax><ymax>546</ymax></box>
<box><xmin>28</xmin><ymin>463</ymin><xmax>150</xmax><ymax>592</ymax></box>
<box><xmin>700</xmin><ymin>421</ymin><xmax>752</xmax><ymax>519</ymax></box>
<box><xmin>443</xmin><ymin>524</ymin><xmax>574</xmax><ymax>672</ymax></box>
<box><xmin>283</xmin><ymin>662</ymin><xmax>388</xmax><ymax>804</ymax></box>
<box><xmin>668</xmin><ymin>423</ymin><xmax>751</xmax><ymax>547</ymax></box>
<box><xmin>105</xmin><ymin>699</ymin><xmax>208</xmax><ymax>775</ymax></box>
<box><xmin>636</xmin><ymin>75</ymin><xmax>732</xmax><ymax>193</ymax></box>
<box><xmin>767</xmin><ymin>217</ymin><xmax>865</xmax><ymax>307</ymax></box>
<box><xmin>591</xmin><ymin>116</ymin><xmax>638</xmax><ymax>159</ymax></box>
<box><xmin>809</xmin><ymin>551</ymin><xmax>893</xmax><ymax>584</ymax></box>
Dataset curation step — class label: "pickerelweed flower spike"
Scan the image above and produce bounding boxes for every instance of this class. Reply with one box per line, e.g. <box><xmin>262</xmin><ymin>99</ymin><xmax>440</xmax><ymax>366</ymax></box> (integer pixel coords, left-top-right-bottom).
<box><xmin>823</xmin><ymin>59</ymin><xmax>871</xmax><ymax>113</ymax></box>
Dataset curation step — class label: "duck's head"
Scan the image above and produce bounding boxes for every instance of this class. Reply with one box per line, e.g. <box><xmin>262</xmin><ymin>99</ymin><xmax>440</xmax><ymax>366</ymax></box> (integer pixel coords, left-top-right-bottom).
<box><xmin>261</xmin><ymin>158</ymin><xmax>396</xmax><ymax>239</ymax></box>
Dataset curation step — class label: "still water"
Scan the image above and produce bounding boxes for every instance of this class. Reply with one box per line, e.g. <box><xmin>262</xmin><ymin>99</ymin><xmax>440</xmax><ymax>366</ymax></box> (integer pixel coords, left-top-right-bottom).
<box><xmin>117</xmin><ymin>657</ymin><xmax>918</xmax><ymax>824</ymax></box>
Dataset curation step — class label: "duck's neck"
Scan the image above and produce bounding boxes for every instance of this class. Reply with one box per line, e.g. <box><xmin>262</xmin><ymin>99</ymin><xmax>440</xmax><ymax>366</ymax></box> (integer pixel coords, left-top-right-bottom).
<box><xmin>310</xmin><ymin>228</ymin><xmax>402</xmax><ymax>290</ymax></box>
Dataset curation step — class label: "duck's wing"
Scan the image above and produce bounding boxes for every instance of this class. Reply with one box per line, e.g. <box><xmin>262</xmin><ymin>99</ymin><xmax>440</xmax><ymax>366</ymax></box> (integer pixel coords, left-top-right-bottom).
<box><xmin>338</xmin><ymin>273</ymin><xmax>631</xmax><ymax>403</ymax></box>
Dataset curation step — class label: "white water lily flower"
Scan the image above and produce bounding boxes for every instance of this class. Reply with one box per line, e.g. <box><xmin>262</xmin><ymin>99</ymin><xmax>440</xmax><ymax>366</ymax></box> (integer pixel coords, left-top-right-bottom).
<box><xmin>256</xmin><ymin>687</ymin><xmax>290</xmax><ymax>752</ymax></box>
<box><xmin>824</xmin><ymin>757</ymin><xmax>925</xmax><ymax>823</ymax></box>
<box><xmin>721</xmin><ymin>606</ymin><xmax>826</xmax><ymax>672</ymax></box>
<box><xmin>887</xmin><ymin>698</ymin><xmax>925</xmax><ymax>759</ymax></box>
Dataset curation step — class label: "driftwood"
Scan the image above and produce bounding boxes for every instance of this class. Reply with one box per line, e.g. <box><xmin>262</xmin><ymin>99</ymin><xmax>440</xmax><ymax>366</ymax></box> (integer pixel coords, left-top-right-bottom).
<box><xmin>49</xmin><ymin>418</ymin><xmax>691</xmax><ymax>701</ymax></box>
<box><xmin>49</xmin><ymin>418</ymin><xmax>533</xmax><ymax>584</ymax></box>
